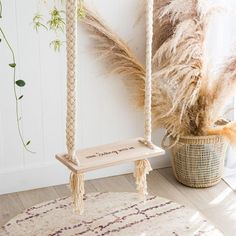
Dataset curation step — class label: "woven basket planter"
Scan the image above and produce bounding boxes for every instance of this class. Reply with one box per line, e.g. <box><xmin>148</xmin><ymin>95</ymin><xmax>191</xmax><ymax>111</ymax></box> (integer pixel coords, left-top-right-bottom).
<box><xmin>170</xmin><ymin>135</ymin><xmax>228</xmax><ymax>188</ymax></box>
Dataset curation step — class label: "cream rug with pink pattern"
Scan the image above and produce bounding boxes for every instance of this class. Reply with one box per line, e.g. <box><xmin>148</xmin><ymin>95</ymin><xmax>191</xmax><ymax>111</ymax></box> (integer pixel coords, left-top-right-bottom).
<box><xmin>0</xmin><ymin>192</ymin><xmax>222</xmax><ymax>236</ymax></box>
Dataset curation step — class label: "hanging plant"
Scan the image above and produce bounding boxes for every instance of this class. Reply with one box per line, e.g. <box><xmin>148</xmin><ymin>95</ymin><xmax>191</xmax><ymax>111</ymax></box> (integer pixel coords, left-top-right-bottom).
<box><xmin>33</xmin><ymin>1</ymin><xmax>66</xmax><ymax>51</ymax></box>
<box><xmin>0</xmin><ymin>0</ymin><xmax>34</xmax><ymax>153</ymax></box>
<box><xmin>33</xmin><ymin>0</ymin><xmax>85</xmax><ymax>51</ymax></box>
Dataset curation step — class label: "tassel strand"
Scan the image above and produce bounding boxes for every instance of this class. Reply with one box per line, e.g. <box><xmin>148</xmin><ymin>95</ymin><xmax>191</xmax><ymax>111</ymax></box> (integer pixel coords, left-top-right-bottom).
<box><xmin>134</xmin><ymin>159</ymin><xmax>152</xmax><ymax>198</ymax></box>
<box><xmin>70</xmin><ymin>172</ymin><xmax>85</xmax><ymax>214</ymax></box>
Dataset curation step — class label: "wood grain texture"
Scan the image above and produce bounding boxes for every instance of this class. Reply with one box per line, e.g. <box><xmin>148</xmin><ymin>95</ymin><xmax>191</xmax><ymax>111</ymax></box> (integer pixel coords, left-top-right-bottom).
<box><xmin>158</xmin><ymin>168</ymin><xmax>236</xmax><ymax>235</ymax></box>
<box><xmin>17</xmin><ymin>187</ymin><xmax>59</xmax><ymax>209</ymax></box>
<box><xmin>1</xmin><ymin>167</ymin><xmax>235</xmax><ymax>236</ymax></box>
<box><xmin>0</xmin><ymin>193</ymin><xmax>24</xmax><ymax>226</ymax></box>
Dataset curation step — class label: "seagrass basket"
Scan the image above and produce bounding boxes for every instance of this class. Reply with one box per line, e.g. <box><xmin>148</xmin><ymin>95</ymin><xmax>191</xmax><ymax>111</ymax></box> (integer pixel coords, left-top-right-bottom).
<box><xmin>170</xmin><ymin>135</ymin><xmax>228</xmax><ymax>188</ymax></box>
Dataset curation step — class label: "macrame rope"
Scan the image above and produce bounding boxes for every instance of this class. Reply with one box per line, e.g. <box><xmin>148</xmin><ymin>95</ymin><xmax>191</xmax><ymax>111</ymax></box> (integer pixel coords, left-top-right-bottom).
<box><xmin>66</xmin><ymin>0</ymin><xmax>78</xmax><ymax>164</ymax></box>
<box><xmin>66</xmin><ymin>0</ymin><xmax>85</xmax><ymax>214</ymax></box>
<box><xmin>134</xmin><ymin>0</ymin><xmax>154</xmax><ymax>198</ymax></box>
<box><xmin>70</xmin><ymin>172</ymin><xmax>85</xmax><ymax>214</ymax></box>
<box><xmin>134</xmin><ymin>159</ymin><xmax>152</xmax><ymax>196</ymax></box>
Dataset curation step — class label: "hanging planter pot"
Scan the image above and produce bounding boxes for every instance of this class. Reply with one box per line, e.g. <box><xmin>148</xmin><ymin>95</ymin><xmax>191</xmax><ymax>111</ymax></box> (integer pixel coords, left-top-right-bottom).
<box><xmin>169</xmin><ymin>135</ymin><xmax>228</xmax><ymax>188</ymax></box>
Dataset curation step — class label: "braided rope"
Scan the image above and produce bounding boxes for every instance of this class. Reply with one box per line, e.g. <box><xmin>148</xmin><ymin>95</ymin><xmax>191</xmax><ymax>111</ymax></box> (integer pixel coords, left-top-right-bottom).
<box><xmin>66</xmin><ymin>0</ymin><xmax>85</xmax><ymax>214</ymax></box>
<box><xmin>143</xmin><ymin>0</ymin><xmax>154</xmax><ymax>148</ymax></box>
<box><xmin>66</xmin><ymin>0</ymin><xmax>78</xmax><ymax>164</ymax></box>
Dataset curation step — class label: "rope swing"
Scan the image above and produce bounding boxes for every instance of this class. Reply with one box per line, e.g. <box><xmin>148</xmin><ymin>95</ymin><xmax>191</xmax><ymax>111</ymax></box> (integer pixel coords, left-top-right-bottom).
<box><xmin>60</xmin><ymin>0</ymin><xmax>162</xmax><ymax>214</ymax></box>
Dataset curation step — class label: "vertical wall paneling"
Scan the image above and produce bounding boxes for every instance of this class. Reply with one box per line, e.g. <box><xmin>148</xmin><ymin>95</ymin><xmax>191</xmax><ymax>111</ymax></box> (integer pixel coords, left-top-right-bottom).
<box><xmin>0</xmin><ymin>0</ymin><xmax>24</xmax><ymax>170</ymax></box>
<box><xmin>15</xmin><ymin>0</ymin><xmax>45</xmax><ymax>167</ymax></box>
<box><xmin>0</xmin><ymin>113</ymin><xmax>3</xmax><ymax>168</ymax></box>
<box><xmin>37</xmin><ymin>0</ymin><xmax>66</xmax><ymax>162</ymax></box>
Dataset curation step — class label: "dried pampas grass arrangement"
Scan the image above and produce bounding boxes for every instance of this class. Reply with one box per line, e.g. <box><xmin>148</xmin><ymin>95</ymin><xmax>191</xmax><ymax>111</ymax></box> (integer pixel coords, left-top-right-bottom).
<box><xmin>80</xmin><ymin>0</ymin><xmax>236</xmax><ymax>146</ymax></box>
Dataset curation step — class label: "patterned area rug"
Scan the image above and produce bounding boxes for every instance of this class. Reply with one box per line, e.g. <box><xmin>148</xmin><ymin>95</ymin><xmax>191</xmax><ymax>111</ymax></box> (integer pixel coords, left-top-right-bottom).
<box><xmin>0</xmin><ymin>192</ymin><xmax>222</xmax><ymax>236</ymax></box>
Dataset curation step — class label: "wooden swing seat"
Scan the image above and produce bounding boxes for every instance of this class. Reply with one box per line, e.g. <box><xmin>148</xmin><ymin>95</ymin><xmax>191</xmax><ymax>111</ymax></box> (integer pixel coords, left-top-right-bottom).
<box><xmin>56</xmin><ymin>137</ymin><xmax>165</xmax><ymax>173</ymax></box>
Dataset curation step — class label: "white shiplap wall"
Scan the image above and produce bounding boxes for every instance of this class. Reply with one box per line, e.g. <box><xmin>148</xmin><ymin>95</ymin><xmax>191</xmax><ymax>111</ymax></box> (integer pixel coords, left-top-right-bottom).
<box><xmin>0</xmin><ymin>0</ymin><xmax>169</xmax><ymax>194</ymax></box>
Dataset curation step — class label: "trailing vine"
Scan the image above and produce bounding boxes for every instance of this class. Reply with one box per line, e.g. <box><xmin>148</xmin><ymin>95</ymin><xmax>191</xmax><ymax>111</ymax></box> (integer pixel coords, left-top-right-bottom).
<box><xmin>0</xmin><ymin>1</ymin><xmax>34</xmax><ymax>153</ymax></box>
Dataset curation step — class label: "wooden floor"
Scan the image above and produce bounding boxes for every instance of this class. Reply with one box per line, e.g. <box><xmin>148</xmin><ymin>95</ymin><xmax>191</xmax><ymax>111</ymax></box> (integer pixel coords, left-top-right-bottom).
<box><xmin>0</xmin><ymin>167</ymin><xmax>236</xmax><ymax>235</ymax></box>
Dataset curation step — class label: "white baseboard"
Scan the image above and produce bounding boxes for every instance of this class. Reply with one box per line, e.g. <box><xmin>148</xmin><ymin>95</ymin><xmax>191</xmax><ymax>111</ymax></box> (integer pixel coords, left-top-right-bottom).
<box><xmin>0</xmin><ymin>155</ymin><xmax>170</xmax><ymax>195</ymax></box>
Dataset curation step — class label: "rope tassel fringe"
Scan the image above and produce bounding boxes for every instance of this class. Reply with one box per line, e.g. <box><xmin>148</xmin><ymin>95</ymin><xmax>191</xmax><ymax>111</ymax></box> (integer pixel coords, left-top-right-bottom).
<box><xmin>70</xmin><ymin>172</ymin><xmax>85</xmax><ymax>214</ymax></box>
<box><xmin>134</xmin><ymin>159</ymin><xmax>152</xmax><ymax>197</ymax></box>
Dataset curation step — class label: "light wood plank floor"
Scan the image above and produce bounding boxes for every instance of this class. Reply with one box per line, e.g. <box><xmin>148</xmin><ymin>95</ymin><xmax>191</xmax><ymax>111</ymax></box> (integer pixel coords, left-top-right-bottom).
<box><xmin>1</xmin><ymin>167</ymin><xmax>236</xmax><ymax>235</ymax></box>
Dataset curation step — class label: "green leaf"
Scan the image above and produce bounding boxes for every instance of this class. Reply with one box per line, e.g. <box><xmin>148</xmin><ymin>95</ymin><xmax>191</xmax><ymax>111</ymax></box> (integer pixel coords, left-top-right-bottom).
<box><xmin>26</xmin><ymin>140</ymin><xmax>31</xmax><ymax>146</ymax></box>
<box><xmin>9</xmin><ymin>63</ymin><xmax>16</xmax><ymax>68</ymax></box>
<box><xmin>18</xmin><ymin>95</ymin><xmax>24</xmax><ymax>100</ymax></box>
<box><xmin>15</xmin><ymin>80</ymin><xmax>25</xmax><ymax>87</ymax></box>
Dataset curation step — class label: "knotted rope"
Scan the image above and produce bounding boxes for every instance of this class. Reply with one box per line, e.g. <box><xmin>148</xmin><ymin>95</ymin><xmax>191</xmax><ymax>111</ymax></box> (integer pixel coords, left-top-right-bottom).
<box><xmin>66</xmin><ymin>0</ymin><xmax>84</xmax><ymax>214</ymax></box>
<box><xmin>66</xmin><ymin>0</ymin><xmax>77</xmax><ymax>163</ymax></box>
